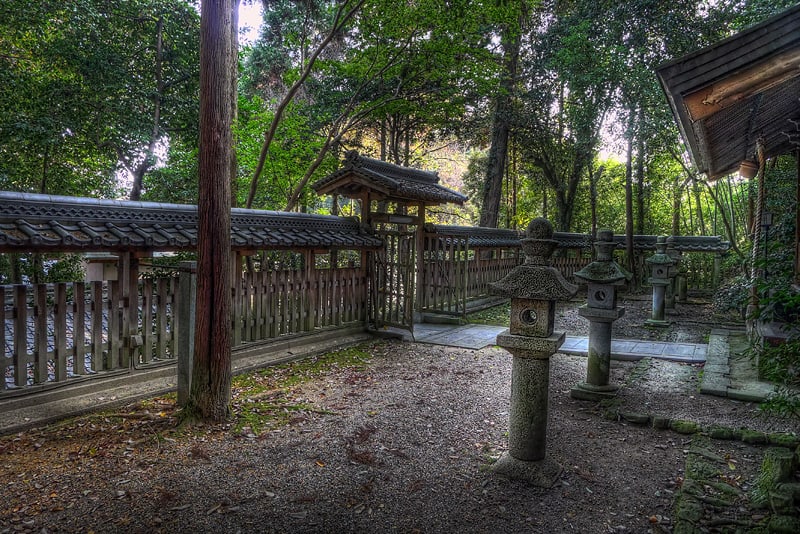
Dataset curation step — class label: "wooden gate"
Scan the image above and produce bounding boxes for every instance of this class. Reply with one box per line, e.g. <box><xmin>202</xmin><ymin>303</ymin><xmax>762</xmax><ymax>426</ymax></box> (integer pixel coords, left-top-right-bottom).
<box><xmin>370</xmin><ymin>222</ymin><xmax>416</xmax><ymax>333</ymax></box>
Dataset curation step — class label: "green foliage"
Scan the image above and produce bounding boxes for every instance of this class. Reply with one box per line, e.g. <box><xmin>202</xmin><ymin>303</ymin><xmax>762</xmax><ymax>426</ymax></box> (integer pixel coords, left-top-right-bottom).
<box><xmin>141</xmin><ymin>141</ymin><xmax>199</xmax><ymax>205</ymax></box>
<box><xmin>0</xmin><ymin>0</ymin><xmax>199</xmax><ymax>198</ymax></box>
<box><xmin>0</xmin><ymin>253</ymin><xmax>84</xmax><ymax>284</ymax></box>
<box><xmin>713</xmin><ymin>274</ymin><xmax>750</xmax><ymax>317</ymax></box>
<box><xmin>140</xmin><ymin>252</ymin><xmax>198</xmax><ymax>280</ymax></box>
<box><xmin>235</xmin><ymin>94</ymin><xmax>334</xmax><ymax>210</ymax></box>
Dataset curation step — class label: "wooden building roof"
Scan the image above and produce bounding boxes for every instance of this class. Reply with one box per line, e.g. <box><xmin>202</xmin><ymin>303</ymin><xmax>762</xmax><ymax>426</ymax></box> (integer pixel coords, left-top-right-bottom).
<box><xmin>0</xmin><ymin>191</ymin><xmax>382</xmax><ymax>253</ymax></box>
<box><xmin>656</xmin><ymin>4</ymin><xmax>800</xmax><ymax>179</ymax></box>
<box><xmin>313</xmin><ymin>151</ymin><xmax>467</xmax><ymax>205</ymax></box>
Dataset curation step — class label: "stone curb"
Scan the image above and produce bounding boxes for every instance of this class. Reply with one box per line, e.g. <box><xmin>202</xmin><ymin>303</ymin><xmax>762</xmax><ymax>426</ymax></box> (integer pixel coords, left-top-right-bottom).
<box><xmin>700</xmin><ymin>329</ymin><xmax>777</xmax><ymax>402</ymax></box>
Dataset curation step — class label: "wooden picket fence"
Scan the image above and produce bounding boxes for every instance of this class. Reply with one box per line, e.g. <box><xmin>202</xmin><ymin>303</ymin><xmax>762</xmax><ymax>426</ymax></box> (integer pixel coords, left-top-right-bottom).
<box><xmin>1</xmin><ymin>278</ymin><xmax>178</xmax><ymax>391</ymax></box>
<box><xmin>418</xmin><ymin>227</ymin><xmax>594</xmax><ymax>316</ymax></box>
<box><xmin>2</xmin><ymin>257</ymin><xmax>369</xmax><ymax>391</ymax></box>
<box><xmin>233</xmin><ymin>264</ymin><xmax>368</xmax><ymax>344</ymax></box>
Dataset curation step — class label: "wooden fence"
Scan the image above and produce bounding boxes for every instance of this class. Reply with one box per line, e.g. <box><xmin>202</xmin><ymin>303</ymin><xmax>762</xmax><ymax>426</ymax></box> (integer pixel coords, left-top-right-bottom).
<box><xmin>2</xmin><ymin>278</ymin><xmax>178</xmax><ymax>390</ymax></box>
<box><xmin>2</xmin><ymin>254</ymin><xmax>369</xmax><ymax>392</ymax></box>
<box><xmin>233</xmin><ymin>263</ymin><xmax>368</xmax><ymax>344</ymax></box>
<box><xmin>2</xmin><ymin>229</ymin><xmax>722</xmax><ymax>394</ymax></box>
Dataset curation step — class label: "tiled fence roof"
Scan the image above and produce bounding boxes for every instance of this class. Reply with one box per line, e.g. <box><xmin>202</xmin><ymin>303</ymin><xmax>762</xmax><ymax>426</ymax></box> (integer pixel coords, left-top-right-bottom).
<box><xmin>424</xmin><ymin>225</ymin><xmax>730</xmax><ymax>253</ymax></box>
<box><xmin>0</xmin><ymin>191</ymin><xmax>383</xmax><ymax>252</ymax></box>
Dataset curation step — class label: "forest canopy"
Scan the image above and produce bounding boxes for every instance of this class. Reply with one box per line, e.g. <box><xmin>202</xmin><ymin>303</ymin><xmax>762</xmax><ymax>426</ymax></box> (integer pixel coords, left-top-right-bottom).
<box><xmin>0</xmin><ymin>0</ymin><xmax>797</xmax><ymax>240</ymax></box>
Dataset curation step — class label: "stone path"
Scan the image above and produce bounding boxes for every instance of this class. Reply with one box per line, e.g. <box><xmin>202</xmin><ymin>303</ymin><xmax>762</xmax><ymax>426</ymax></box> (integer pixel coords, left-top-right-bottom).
<box><xmin>3</xmin><ymin>323</ymin><xmax>748</xmax><ymax>436</ymax></box>
<box><xmin>412</xmin><ymin>322</ymin><xmax>707</xmax><ymax>363</ymax></box>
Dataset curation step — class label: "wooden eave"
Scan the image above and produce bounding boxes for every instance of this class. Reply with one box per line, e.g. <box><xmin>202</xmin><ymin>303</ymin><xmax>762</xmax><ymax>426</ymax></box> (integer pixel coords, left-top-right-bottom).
<box><xmin>656</xmin><ymin>4</ymin><xmax>800</xmax><ymax>179</ymax></box>
<box><xmin>314</xmin><ymin>172</ymin><xmax>393</xmax><ymax>198</ymax></box>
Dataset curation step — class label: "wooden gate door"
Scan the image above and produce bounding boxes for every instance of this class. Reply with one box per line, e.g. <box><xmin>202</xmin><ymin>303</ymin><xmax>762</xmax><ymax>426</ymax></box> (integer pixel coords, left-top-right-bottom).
<box><xmin>371</xmin><ymin>222</ymin><xmax>416</xmax><ymax>333</ymax></box>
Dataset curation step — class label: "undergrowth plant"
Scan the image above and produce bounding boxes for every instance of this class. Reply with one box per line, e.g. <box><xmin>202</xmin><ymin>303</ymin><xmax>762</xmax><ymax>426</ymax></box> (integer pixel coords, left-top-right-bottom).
<box><xmin>746</xmin><ymin>285</ymin><xmax>800</xmax><ymax>418</ymax></box>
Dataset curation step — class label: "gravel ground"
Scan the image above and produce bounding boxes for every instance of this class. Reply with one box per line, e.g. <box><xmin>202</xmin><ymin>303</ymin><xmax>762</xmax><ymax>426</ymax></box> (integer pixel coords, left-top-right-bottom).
<box><xmin>1</xmin><ymin>298</ymin><xmax>797</xmax><ymax>534</ymax></box>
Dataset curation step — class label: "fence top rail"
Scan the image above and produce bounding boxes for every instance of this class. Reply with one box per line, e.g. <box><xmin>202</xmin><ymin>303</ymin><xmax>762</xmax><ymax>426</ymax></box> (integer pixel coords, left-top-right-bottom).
<box><xmin>0</xmin><ymin>191</ymin><xmax>383</xmax><ymax>254</ymax></box>
<box><xmin>423</xmin><ymin>224</ymin><xmax>730</xmax><ymax>254</ymax></box>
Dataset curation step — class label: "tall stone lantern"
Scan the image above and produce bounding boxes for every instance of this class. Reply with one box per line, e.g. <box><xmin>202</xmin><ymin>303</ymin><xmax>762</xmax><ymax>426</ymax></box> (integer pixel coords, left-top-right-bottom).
<box><xmin>489</xmin><ymin>218</ymin><xmax>577</xmax><ymax>487</ymax></box>
<box><xmin>570</xmin><ymin>229</ymin><xmax>631</xmax><ymax>401</ymax></box>
<box><xmin>645</xmin><ymin>236</ymin><xmax>673</xmax><ymax>326</ymax></box>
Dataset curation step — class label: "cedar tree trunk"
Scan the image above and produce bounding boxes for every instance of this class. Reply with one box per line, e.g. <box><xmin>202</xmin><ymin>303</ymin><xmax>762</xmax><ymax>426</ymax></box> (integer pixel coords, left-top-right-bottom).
<box><xmin>188</xmin><ymin>0</ymin><xmax>233</xmax><ymax>422</ymax></box>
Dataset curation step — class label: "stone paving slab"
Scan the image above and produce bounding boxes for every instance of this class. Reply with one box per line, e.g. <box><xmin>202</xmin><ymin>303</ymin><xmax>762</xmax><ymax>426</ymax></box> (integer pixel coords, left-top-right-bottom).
<box><xmin>412</xmin><ymin>323</ymin><xmax>707</xmax><ymax>363</ymax></box>
<box><xmin>412</xmin><ymin>323</ymin><xmax>506</xmax><ymax>349</ymax></box>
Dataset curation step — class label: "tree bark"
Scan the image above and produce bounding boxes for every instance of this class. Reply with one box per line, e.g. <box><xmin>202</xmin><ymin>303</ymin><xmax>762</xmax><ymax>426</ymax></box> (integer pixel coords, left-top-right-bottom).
<box><xmin>479</xmin><ymin>22</ymin><xmax>520</xmax><ymax>229</ymax></box>
<box><xmin>671</xmin><ymin>174</ymin><xmax>681</xmax><ymax>236</ymax></box>
<box><xmin>130</xmin><ymin>15</ymin><xmax>165</xmax><ymax>201</ymax></box>
<box><xmin>635</xmin><ymin>111</ymin><xmax>645</xmax><ymax>235</ymax></box>
<box><xmin>589</xmin><ymin>164</ymin><xmax>603</xmax><ymax>243</ymax></box>
<box><xmin>699</xmin><ymin>178</ymin><xmax>744</xmax><ymax>258</ymax></box>
<box><xmin>624</xmin><ymin>112</ymin><xmax>635</xmax><ymax>286</ymax></box>
<box><xmin>188</xmin><ymin>0</ymin><xmax>234</xmax><ymax>422</ymax></box>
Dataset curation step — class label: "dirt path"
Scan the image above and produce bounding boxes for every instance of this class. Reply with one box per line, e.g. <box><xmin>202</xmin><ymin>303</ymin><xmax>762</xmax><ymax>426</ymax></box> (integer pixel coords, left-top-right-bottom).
<box><xmin>1</xmin><ymin>298</ymin><xmax>797</xmax><ymax>533</ymax></box>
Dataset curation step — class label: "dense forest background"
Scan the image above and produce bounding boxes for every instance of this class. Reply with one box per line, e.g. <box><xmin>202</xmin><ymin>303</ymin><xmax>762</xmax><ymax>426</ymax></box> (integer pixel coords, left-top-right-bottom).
<box><xmin>0</xmin><ymin>0</ymin><xmax>798</xmax><ymax>285</ymax></box>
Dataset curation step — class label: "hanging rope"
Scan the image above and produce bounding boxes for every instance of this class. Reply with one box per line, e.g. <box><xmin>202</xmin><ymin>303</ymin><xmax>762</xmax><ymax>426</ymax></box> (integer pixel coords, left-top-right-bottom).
<box><xmin>749</xmin><ymin>137</ymin><xmax>767</xmax><ymax>306</ymax></box>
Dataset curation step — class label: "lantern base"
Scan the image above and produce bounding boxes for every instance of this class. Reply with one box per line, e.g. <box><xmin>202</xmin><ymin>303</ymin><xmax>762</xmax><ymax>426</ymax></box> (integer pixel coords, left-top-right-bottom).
<box><xmin>490</xmin><ymin>451</ymin><xmax>562</xmax><ymax>487</ymax></box>
<box><xmin>570</xmin><ymin>382</ymin><xmax>618</xmax><ymax>401</ymax></box>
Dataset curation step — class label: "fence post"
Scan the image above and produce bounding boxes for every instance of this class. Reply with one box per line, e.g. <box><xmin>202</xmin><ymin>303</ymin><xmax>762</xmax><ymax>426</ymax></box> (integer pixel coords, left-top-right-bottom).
<box><xmin>177</xmin><ymin>261</ymin><xmax>197</xmax><ymax>407</ymax></box>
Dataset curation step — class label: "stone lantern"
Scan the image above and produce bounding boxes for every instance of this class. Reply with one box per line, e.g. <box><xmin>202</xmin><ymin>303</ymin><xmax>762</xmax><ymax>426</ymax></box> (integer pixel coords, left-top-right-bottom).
<box><xmin>570</xmin><ymin>229</ymin><xmax>631</xmax><ymax>401</ymax></box>
<box><xmin>645</xmin><ymin>236</ymin><xmax>672</xmax><ymax>326</ymax></box>
<box><xmin>488</xmin><ymin>218</ymin><xmax>577</xmax><ymax>487</ymax></box>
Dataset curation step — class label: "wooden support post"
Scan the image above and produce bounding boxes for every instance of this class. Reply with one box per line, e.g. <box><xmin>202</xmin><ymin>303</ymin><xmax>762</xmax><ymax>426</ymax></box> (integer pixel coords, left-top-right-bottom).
<box><xmin>73</xmin><ymin>282</ymin><xmax>86</xmax><ymax>375</ymax></box>
<box><xmin>54</xmin><ymin>283</ymin><xmax>67</xmax><ymax>381</ymax></box>
<box><xmin>0</xmin><ymin>286</ymin><xmax>7</xmax><ymax>388</ymax></box>
<box><xmin>90</xmin><ymin>281</ymin><xmax>104</xmax><ymax>372</ymax></box>
<box><xmin>13</xmin><ymin>285</ymin><xmax>27</xmax><ymax>386</ymax></box>
<box><xmin>33</xmin><ymin>284</ymin><xmax>47</xmax><ymax>383</ymax></box>
<box><xmin>795</xmin><ymin>149</ymin><xmax>800</xmax><ymax>287</ymax></box>
<box><xmin>232</xmin><ymin>251</ymin><xmax>243</xmax><ymax>347</ymax></box>
<box><xmin>415</xmin><ymin>203</ymin><xmax>426</xmax><ymax>319</ymax></box>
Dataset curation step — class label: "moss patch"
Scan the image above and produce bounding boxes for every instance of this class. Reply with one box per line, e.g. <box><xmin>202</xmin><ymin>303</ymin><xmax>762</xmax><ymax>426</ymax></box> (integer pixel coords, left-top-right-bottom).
<box><xmin>231</xmin><ymin>344</ymin><xmax>374</xmax><ymax>434</ymax></box>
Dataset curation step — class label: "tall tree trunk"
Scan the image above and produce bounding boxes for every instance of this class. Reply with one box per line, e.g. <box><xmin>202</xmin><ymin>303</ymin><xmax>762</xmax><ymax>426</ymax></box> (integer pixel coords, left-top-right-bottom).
<box><xmin>700</xmin><ymin>178</ymin><xmax>743</xmax><ymax>258</ymax></box>
<box><xmin>624</xmin><ymin>112</ymin><xmax>635</xmax><ymax>287</ymax></box>
<box><xmin>692</xmin><ymin>180</ymin><xmax>706</xmax><ymax>235</ymax></box>
<box><xmin>188</xmin><ymin>0</ymin><xmax>234</xmax><ymax>423</ymax></box>
<box><xmin>479</xmin><ymin>22</ymin><xmax>520</xmax><ymax>229</ymax></box>
<box><xmin>635</xmin><ymin>115</ymin><xmax>645</xmax><ymax>236</ymax></box>
<box><xmin>130</xmin><ymin>15</ymin><xmax>165</xmax><ymax>201</ymax></box>
<box><xmin>671</xmin><ymin>174</ymin><xmax>681</xmax><ymax>236</ymax></box>
<box><xmin>589</xmin><ymin>164</ymin><xmax>603</xmax><ymax>243</ymax></box>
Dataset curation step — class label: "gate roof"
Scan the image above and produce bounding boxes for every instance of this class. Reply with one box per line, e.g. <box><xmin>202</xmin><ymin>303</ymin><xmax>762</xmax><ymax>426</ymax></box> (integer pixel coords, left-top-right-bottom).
<box><xmin>0</xmin><ymin>191</ymin><xmax>382</xmax><ymax>253</ymax></box>
<box><xmin>313</xmin><ymin>151</ymin><xmax>467</xmax><ymax>205</ymax></box>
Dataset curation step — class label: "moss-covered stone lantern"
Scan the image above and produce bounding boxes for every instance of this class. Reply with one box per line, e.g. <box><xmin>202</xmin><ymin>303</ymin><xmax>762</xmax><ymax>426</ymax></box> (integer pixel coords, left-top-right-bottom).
<box><xmin>488</xmin><ymin>217</ymin><xmax>577</xmax><ymax>487</ymax></box>
<box><xmin>570</xmin><ymin>229</ymin><xmax>631</xmax><ymax>401</ymax></box>
<box><xmin>645</xmin><ymin>236</ymin><xmax>673</xmax><ymax>326</ymax></box>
